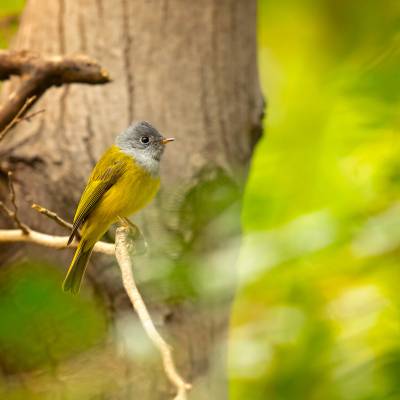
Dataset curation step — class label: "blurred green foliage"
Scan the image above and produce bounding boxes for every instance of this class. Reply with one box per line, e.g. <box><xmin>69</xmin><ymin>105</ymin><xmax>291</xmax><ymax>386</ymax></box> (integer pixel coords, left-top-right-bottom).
<box><xmin>230</xmin><ymin>0</ymin><xmax>400</xmax><ymax>399</ymax></box>
<box><xmin>0</xmin><ymin>0</ymin><xmax>23</xmax><ymax>16</ymax></box>
<box><xmin>0</xmin><ymin>261</ymin><xmax>106</xmax><ymax>372</ymax></box>
<box><xmin>0</xmin><ymin>0</ymin><xmax>23</xmax><ymax>48</ymax></box>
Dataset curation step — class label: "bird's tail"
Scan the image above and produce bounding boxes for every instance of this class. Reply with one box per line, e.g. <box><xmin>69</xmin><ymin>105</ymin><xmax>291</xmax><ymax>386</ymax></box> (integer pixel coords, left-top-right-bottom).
<box><xmin>62</xmin><ymin>240</ymin><xmax>93</xmax><ymax>294</ymax></box>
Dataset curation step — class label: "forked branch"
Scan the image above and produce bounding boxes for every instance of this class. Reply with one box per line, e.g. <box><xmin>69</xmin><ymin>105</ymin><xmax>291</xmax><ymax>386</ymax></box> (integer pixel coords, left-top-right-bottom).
<box><xmin>0</xmin><ymin>50</ymin><xmax>110</xmax><ymax>135</ymax></box>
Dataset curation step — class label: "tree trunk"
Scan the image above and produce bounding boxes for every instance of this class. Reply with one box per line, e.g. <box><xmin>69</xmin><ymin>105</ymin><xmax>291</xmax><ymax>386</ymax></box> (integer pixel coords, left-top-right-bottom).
<box><xmin>0</xmin><ymin>0</ymin><xmax>263</xmax><ymax>399</ymax></box>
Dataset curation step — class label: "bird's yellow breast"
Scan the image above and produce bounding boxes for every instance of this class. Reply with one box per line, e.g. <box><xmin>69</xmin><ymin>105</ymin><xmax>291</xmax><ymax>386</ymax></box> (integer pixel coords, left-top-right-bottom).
<box><xmin>101</xmin><ymin>157</ymin><xmax>160</xmax><ymax>217</ymax></box>
<box><xmin>81</xmin><ymin>152</ymin><xmax>160</xmax><ymax>246</ymax></box>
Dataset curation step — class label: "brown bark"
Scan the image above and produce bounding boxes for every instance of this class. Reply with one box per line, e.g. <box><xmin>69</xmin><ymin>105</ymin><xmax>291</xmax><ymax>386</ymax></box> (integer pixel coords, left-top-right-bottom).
<box><xmin>0</xmin><ymin>0</ymin><xmax>263</xmax><ymax>399</ymax></box>
<box><xmin>0</xmin><ymin>50</ymin><xmax>110</xmax><ymax>133</ymax></box>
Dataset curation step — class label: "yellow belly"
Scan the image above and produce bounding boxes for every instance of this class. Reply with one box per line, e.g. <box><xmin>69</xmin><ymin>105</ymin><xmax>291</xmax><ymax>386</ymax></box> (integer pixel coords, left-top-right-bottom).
<box><xmin>81</xmin><ymin>162</ymin><xmax>160</xmax><ymax>247</ymax></box>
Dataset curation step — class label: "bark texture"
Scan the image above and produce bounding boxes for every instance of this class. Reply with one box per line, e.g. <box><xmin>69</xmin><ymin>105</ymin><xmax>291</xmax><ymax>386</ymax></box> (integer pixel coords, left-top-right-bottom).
<box><xmin>0</xmin><ymin>0</ymin><xmax>263</xmax><ymax>399</ymax></box>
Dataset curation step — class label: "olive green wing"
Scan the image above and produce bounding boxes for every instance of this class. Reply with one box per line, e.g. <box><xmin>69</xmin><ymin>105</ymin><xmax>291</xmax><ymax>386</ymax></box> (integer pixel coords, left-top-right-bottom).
<box><xmin>68</xmin><ymin>149</ymin><xmax>126</xmax><ymax>244</ymax></box>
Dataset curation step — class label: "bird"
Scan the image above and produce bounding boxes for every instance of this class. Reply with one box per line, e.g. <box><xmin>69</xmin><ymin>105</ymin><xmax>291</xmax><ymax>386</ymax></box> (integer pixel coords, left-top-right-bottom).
<box><xmin>63</xmin><ymin>121</ymin><xmax>174</xmax><ymax>294</ymax></box>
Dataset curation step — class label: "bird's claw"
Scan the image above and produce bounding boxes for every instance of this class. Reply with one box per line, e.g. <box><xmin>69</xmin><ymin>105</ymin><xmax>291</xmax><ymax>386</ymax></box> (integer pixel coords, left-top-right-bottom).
<box><xmin>118</xmin><ymin>217</ymin><xmax>148</xmax><ymax>255</ymax></box>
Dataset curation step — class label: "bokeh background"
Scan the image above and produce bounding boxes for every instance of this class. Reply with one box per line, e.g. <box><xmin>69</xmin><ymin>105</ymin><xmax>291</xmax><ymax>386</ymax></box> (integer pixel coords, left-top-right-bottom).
<box><xmin>231</xmin><ymin>1</ymin><xmax>400</xmax><ymax>399</ymax></box>
<box><xmin>1</xmin><ymin>0</ymin><xmax>400</xmax><ymax>399</ymax></box>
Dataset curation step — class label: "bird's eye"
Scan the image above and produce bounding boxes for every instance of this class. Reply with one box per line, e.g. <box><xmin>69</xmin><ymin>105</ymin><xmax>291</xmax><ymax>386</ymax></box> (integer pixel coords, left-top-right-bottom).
<box><xmin>140</xmin><ymin>136</ymin><xmax>150</xmax><ymax>144</ymax></box>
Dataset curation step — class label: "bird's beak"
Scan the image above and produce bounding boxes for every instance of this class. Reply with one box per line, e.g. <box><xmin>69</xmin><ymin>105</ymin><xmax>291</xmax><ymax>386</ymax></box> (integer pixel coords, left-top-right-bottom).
<box><xmin>161</xmin><ymin>137</ymin><xmax>175</xmax><ymax>145</ymax></box>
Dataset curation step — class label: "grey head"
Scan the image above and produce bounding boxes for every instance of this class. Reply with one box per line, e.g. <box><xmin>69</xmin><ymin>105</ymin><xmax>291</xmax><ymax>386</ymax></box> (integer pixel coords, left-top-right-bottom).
<box><xmin>115</xmin><ymin>121</ymin><xmax>174</xmax><ymax>176</ymax></box>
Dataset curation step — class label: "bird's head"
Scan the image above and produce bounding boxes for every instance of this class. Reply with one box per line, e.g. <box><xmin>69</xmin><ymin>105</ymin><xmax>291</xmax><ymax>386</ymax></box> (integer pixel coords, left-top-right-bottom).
<box><xmin>116</xmin><ymin>121</ymin><xmax>174</xmax><ymax>175</ymax></box>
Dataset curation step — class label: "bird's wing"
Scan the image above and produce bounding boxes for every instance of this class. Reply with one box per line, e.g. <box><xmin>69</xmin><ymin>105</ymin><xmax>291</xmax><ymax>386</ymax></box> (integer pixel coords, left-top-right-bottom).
<box><xmin>68</xmin><ymin>147</ymin><xmax>126</xmax><ymax>244</ymax></box>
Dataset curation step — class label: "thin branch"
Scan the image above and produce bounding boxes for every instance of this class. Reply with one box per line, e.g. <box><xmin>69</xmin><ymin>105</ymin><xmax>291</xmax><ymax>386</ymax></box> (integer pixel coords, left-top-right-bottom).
<box><xmin>0</xmin><ymin>202</ymin><xmax>19</xmax><ymax>226</ymax></box>
<box><xmin>0</xmin><ymin>178</ymin><xmax>110</xmax><ymax>252</ymax></box>
<box><xmin>0</xmin><ymin>228</ymin><xmax>115</xmax><ymax>255</ymax></box>
<box><xmin>32</xmin><ymin>203</ymin><xmax>73</xmax><ymax>230</ymax></box>
<box><xmin>0</xmin><ymin>171</ymin><xmax>29</xmax><ymax>233</ymax></box>
<box><xmin>0</xmin><ymin>182</ymin><xmax>109</xmax><ymax>252</ymax></box>
<box><xmin>19</xmin><ymin>108</ymin><xmax>45</xmax><ymax>123</ymax></box>
<box><xmin>0</xmin><ymin>50</ymin><xmax>111</xmax><ymax>133</ymax></box>
<box><xmin>115</xmin><ymin>226</ymin><xmax>191</xmax><ymax>400</ymax></box>
<box><xmin>7</xmin><ymin>171</ymin><xmax>29</xmax><ymax>233</ymax></box>
<box><xmin>0</xmin><ymin>96</ymin><xmax>36</xmax><ymax>141</ymax></box>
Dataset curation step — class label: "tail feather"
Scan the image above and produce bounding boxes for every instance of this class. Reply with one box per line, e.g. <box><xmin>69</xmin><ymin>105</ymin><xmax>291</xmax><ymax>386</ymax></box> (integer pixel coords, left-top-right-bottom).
<box><xmin>63</xmin><ymin>241</ymin><xmax>93</xmax><ymax>294</ymax></box>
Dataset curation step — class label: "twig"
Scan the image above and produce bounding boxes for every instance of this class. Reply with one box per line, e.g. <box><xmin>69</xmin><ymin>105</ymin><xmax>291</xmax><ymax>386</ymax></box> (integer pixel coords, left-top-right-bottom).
<box><xmin>0</xmin><ymin>192</ymin><xmax>111</xmax><ymax>253</ymax></box>
<box><xmin>0</xmin><ymin>202</ymin><xmax>18</xmax><ymax>226</ymax></box>
<box><xmin>20</xmin><ymin>108</ymin><xmax>45</xmax><ymax>122</ymax></box>
<box><xmin>0</xmin><ymin>228</ymin><xmax>114</xmax><ymax>255</ymax></box>
<box><xmin>7</xmin><ymin>172</ymin><xmax>28</xmax><ymax>233</ymax></box>
<box><xmin>32</xmin><ymin>203</ymin><xmax>73</xmax><ymax>230</ymax></box>
<box><xmin>0</xmin><ymin>96</ymin><xmax>36</xmax><ymax>141</ymax></box>
<box><xmin>0</xmin><ymin>171</ymin><xmax>29</xmax><ymax>233</ymax></box>
<box><xmin>115</xmin><ymin>226</ymin><xmax>191</xmax><ymax>400</ymax></box>
<box><xmin>32</xmin><ymin>203</ymin><xmax>81</xmax><ymax>240</ymax></box>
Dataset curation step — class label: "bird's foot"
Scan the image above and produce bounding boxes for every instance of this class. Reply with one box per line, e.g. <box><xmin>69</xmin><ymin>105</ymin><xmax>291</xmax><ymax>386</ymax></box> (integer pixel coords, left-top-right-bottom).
<box><xmin>118</xmin><ymin>217</ymin><xmax>148</xmax><ymax>255</ymax></box>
